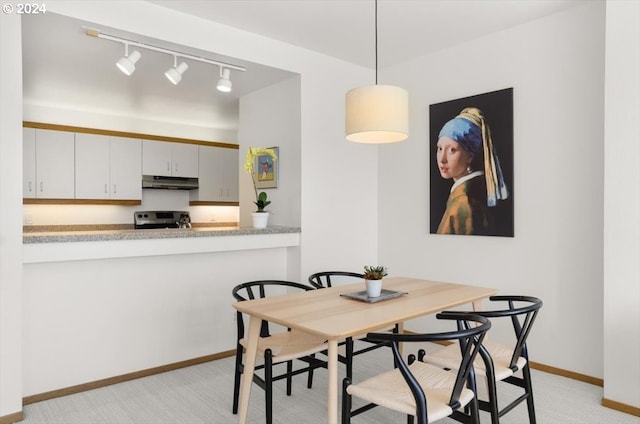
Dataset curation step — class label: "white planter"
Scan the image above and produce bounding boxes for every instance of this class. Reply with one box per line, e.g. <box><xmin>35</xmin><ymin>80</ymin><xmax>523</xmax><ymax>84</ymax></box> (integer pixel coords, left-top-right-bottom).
<box><xmin>252</xmin><ymin>212</ymin><xmax>269</xmax><ymax>228</ymax></box>
<box><xmin>365</xmin><ymin>279</ymin><xmax>382</xmax><ymax>298</ymax></box>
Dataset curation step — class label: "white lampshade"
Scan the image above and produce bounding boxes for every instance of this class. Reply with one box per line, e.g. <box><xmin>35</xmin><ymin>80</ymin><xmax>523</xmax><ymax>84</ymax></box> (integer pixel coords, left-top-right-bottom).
<box><xmin>345</xmin><ymin>84</ymin><xmax>409</xmax><ymax>143</ymax></box>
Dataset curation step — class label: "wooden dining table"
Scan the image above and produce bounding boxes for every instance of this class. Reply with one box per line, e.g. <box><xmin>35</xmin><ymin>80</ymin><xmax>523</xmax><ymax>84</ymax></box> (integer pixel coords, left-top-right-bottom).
<box><xmin>233</xmin><ymin>276</ymin><xmax>498</xmax><ymax>424</ymax></box>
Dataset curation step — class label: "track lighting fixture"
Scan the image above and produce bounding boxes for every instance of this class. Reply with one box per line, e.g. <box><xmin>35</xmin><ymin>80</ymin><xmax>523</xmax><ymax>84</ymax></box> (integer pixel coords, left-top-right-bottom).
<box><xmin>165</xmin><ymin>55</ymin><xmax>189</xmax><ymax>85</ymax></box>
<box><xmin>86</xmin><ymin>29</ymin><xmax>245</xmax><ymax>89</ymax></box>
<box><xmin>216</xmin><ymin>67</ymin><xmax>232</xmax><ymax>93</ymax></box>
<box><xmin>116</xmin><ymin>44</ymin><xmax>141</xmax><ymax>76</ymax></box>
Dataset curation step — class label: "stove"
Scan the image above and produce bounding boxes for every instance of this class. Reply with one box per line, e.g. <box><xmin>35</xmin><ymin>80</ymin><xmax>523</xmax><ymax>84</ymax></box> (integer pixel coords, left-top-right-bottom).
<box><xmin>134</xmin><ymin>211</ymin><xmax>191</xmax><ymax>229</ymax></box>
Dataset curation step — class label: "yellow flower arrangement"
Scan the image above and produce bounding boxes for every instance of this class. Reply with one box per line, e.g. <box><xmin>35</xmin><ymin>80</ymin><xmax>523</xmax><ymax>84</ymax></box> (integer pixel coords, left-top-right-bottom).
<box><xmin>244</xmin><ymin>147</ymin><xmax>278</xmax><ymax>212</ymax></box>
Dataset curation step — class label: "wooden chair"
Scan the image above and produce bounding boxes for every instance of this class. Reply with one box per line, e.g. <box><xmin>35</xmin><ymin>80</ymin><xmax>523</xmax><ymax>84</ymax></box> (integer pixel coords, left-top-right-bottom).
<box><xmin>308</xmin><ymin>271</ymin><xmax>398</xmax><ymax>380</ymax></box>
<box><xmin>231</xmin><ymin>280</ymin><xmax>328</xmax><ymax>424</ymax></box>
<box><xmin>424</xmin><ymin>295</ymin><xmax>543</xmax><ymax>424</ymax></box>
<box><xmin>342</xmin><ymin>311</ymin><xmax>491</xmax><ymax>424</ymax></box>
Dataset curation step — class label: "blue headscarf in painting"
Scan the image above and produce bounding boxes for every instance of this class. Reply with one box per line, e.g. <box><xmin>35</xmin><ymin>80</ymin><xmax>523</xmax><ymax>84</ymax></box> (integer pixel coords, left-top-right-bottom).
<box><xmin>438</xmin><ymin>107</ymin><xmax>509</xmax><ymax>207</ymax></box>
<box><xmin>438</xmin><ymin>116</ymin><xmax>483</xmax><ymax>156</ymax></box>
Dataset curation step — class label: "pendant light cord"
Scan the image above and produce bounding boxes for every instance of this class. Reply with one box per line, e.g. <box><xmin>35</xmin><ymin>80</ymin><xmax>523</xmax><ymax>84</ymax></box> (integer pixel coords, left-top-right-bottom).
<box><xmin>375</xmin><ymin>0</ymin><xmax>378</xmax><ymax>85</ymax></box>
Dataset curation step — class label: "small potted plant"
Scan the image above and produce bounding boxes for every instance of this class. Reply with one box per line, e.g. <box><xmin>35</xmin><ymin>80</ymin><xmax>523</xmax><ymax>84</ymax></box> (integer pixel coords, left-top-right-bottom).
<box><xmin>244</xmin><ymin>147</ymin><xmax>277</xmax><ymax>228</ymax></box>
<box><xmin>363</xmin><ymin>265</ymin><xmax>388</xmax><ymax>298</ymax></box>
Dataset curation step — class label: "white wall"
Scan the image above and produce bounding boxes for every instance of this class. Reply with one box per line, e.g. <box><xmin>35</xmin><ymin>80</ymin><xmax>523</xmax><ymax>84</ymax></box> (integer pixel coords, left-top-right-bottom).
<box><xmin>0</xmin><ymin>10</ymin><xmax>24</xmax><ymax>419</ymax></box>
<box><xmin>379</xmin><ymin>2</ymin><xmax>606</xmax><ymax>378</ymax></box>
<box><xmin>238</xmin><ymin>76</ymin><xmax>302</xmax><ymax>228</ymax></box>
<box><xmin>22</xmin><ymin>247</ymin><xmax>288</xmax><ymax>395</ymax></box>
<box><xmin>603</xmin><ymin>0</ymin><xmax>640</xmax><ymax>409</ymax></box>
<box><xmin>0</xmin><ymin>0</ymin><xmax>375</xmax><ymax>413</ymax></box>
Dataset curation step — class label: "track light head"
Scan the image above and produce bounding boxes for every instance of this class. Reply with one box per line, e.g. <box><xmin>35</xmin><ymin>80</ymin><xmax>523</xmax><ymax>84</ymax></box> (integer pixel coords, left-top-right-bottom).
<box><xmin>165</xmin><ymin>57</ymin><xmax>189</xmax><ymax>85</ymax></box>
<box><xmin>217</xmin><ymin>67</ymin><xmax>232</xmax><ymax>92</ymax></box>
<box><xmin>116</xmin><ymin>45</ymin><xmax>141</xmax><ymax>76</ymax></box>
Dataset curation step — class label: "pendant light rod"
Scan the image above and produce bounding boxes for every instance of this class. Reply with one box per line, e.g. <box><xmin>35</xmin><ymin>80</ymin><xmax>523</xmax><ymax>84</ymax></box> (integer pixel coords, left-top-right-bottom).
<box><xmin>375</xmin><ymin>0</ymin><xmax>378</xmax><ymax>85</ymax></box>
<box><xmin>85</xmin><ymin>29</ymin><xmax>246</xmax><ymax>73</ymax></box>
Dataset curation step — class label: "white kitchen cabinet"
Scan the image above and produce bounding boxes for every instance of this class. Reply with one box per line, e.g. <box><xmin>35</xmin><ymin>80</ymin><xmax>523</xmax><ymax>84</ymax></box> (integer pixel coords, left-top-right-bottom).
<box><xmin>110</xmin><ymin>136</ymin><xmax>142</xmax><ymax>200</ymax></box>
<box><xmin>191</xmin><ymin>145</ymin><xmax>238</xmax><ymax>202</ymax></box>
<box><xmin>23</xmin><ymin>128</ymin><xmax>36</xmax><ymax>198</ymax></box>
<box><xmin>220</xmin><ymin>147</ymin><xmax>239</xmax><ymax>201</ymax></box>
<box><xmin>24</xmin><ymin>128</ymin><xmax>75</xmax><ymax>199</ymax></box>
<box><xmin>142</xmin><ymin>140</ymin><xmax>198</xmax><ymax>178</ymax></box>
<box><xmin>75</xmin><ymin>134</ymin><xmax>142</xmax><ymax>200</ymax></box>
<box><xmin>75</xmin><ymin>133</ymin><xmax>110</xmax><ymax>199</ymax></box>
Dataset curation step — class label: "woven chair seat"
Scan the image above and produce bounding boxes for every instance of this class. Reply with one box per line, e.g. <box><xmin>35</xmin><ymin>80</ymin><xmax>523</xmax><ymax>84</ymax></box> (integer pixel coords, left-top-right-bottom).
<box><xmin>240</xmin><ymin>330</ymin><xmax>327</xmax><ymax>363</ymax></box>
<box><xmin>427</xmin><ymin>339</ymin><xmax>527</xmax><ymax>381</ymax></box>
<box><xmin>347</xmin><ymin>361</ymin><xmax>474</xmax><ymax>421</ymax></box>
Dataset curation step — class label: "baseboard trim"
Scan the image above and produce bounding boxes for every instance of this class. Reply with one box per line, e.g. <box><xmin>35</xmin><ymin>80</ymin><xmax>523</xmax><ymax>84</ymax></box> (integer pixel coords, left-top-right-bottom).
<box><xmin>0</xmin><ymin>411</ymin><xmax>24</xmax><ymax>424</ymax></box>
<box><xmin>602</xmin><ymin>397</ymin><xmax>640</xmax><ymax>417</ymax></box>
<box><xmin>528</xmin><ymin>361</ymin><xmax>604</xmax><ymax>386</ymax></box>
<box><xmin>22</xmin><ymin>350</ymin><xmax>235</xmax><ymax>406</ymax></box>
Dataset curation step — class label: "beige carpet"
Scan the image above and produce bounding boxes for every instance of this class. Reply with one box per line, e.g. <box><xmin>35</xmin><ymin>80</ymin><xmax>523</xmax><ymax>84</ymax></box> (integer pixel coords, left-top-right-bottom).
<box><xmin>21</xmin><ymin>342</ymin><xmax>639</xmax><ymax>424</ymax></box>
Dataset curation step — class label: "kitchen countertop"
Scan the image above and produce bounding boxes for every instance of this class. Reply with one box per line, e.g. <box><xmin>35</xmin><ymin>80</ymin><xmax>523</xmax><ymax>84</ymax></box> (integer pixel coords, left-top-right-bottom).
<box><xmin>23</xmin><ymin>225</ymin><xmax>301</xmax><ymax>244</ymax></box>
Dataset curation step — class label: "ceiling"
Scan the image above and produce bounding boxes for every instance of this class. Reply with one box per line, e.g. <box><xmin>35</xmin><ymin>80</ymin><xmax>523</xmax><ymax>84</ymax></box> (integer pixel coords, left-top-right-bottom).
<box><xmin>148</xmin><ymin>0</ymin><xmax>584</xmax><ymax>69</ymax></box>
<box><xmin>21</xmin><ymin>0</ymin><xmax>584</xmax><ymax>135</ymax></box>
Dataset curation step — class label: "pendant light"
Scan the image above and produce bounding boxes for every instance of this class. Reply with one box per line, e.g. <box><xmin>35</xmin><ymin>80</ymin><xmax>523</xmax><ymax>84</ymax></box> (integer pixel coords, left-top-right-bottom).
<box><xmin>345</xmin><ymin>0</ymin><xmax>409</xmax><ymax>143</ymax></box>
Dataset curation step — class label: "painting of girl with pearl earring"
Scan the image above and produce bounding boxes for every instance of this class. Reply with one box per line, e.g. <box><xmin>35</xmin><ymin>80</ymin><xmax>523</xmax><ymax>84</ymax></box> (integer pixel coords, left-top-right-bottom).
<box><xmin>429</xmin><ymin>88</ymin><xmax>514</xmax><ymax>237</ymax></box>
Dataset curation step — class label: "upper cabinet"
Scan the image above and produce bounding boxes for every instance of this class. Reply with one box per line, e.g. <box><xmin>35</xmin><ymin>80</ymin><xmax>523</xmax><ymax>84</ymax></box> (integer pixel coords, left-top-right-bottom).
<box><xmin>23</xmin><ymin>123</ymin><xmax>238</xmax><ymax>206</ymax></box>
<box><xmin>75</xmin><ymin>133</ymin><xmax>142</xmax><ymax>200</ymax></box>
<box><xmin>23</xmin><ymin>128</ymin><xmax>75</xmax><ymax>199</ymax></box>
<box><xmin>110</xmin><ymin>136</ymin><xmax>143</xmax><ymax>200</ymax></box>
<box><xmin>142</xmin><ymin>140</ymin><xmax>198</xmax><ymax>178</ymax></box>
<box><xmin>191</xmin><ymin>145</ymin><xmax>239</xmax><ymax>203</ymax></box>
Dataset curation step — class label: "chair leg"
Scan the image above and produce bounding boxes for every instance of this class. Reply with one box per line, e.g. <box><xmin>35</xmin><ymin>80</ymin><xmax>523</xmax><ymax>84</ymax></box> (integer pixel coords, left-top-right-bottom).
<box><xmin>483</xmin><ymin>365</ymin><xmax>500</xmax><ymax>424</ymax></box>
<box><xmin>522</xmin><ymin>364</ymin><xmax>537</xmax><ymax>424</ymax></box>
<box><xmin>407</xmin><ymin>415</ymin><xmax>414</xmax><ymax>424</ymax></box>
<box><xmin>469</xmin><ymin>391</ymin><xmax>481</xmax><ymax>424</ymax></box>
<box><xmin>345</xmin><ymin>337</ymin><xmax>354</xmax><ymax>380</ymax></box>
<box><xmin>265</xmin><ymin>349</ymin><xmax>273</xmax><ymax>424</ymax></box>
<box><xmin>341</xmin><ymin>378</ymin><xmax>352</xmax><ymax>424</ymax></box>
<box><xmin>232</xmin><ymin>344</ymin><xmax>243</xmax><ymax>414</ymax></box>
<box><xmin>286</xmin><ymin>360</ymin><xmax>293</xmax><ymax>396</ymax></box>
<box><xmin>307</xmin><ymin>354</ymin><xmax>315</xmax><ymax>389</ymax></box>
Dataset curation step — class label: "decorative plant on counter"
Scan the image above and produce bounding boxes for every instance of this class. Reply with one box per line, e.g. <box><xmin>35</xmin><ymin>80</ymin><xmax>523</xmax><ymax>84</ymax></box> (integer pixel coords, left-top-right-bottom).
<box><xmin>244</xmin><ymin>147</ymin><xmax>278</xmax><ymax>212</ymax></box>
<box><xmin>363</xmin><ymin>265</ymin><xmax>388</xmax><ymax>280</ymax></box>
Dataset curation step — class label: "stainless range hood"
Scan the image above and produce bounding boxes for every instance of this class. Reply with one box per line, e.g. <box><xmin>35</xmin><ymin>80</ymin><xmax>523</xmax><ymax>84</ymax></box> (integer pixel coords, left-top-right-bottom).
<box><xmin>142</xmin><ymin>175</ymin><xmax>199</xmax><ymax>190</ymax></box>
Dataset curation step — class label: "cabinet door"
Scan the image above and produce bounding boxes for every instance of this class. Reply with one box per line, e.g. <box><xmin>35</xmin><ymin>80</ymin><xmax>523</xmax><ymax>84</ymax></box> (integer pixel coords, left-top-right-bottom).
<box><xmin>171</xmin><ymin>143</ymin><xmax>199</xmax><ymax>178</ymax></box>
<box><xmin>142</xmin><ymin>140</ymin><xmax>172</xmax><ymax>176</ymax></box>
<box><xmin>195</xmin><ymin>145</ymin><xmax>224</xmax><ymax>201</ymax></box>
<box><xmin>75</xmin><ymin>133</ymin><xmax>110</xmax><ymax>199</ymax></box>
<box><xmin>35</xmin><ymin>129</ymin><xmax>75</xmax><ymax>199</ymax></box>
<box><xmin>221</xmin><ymin>148</ymin><xmax>239</xmax><ymax>201</ymax></box>
<box><xmin>23</xmin><ymin>128</ymin><xmax>36</xmax><ymax>198</ymax></box>
<box><xmin>111</xmin><ymin>136</ymin><xmax>142</xmax><ymax>200</ymax></box>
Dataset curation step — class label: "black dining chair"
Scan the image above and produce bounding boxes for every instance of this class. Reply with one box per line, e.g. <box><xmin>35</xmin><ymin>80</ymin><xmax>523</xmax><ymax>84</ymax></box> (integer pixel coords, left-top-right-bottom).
<box><xmin>308</xmin><ymin>271</ymin><xmax>399</xmax><ymax>380</ymax></box>
<box><xmin>424</xmin><ymin>295</ymin><xmax>543</xmax><ymax>424</ymax></box>
<box><xmin>342</xmin><ymin>311</ymin><xmax>492</xmax><ymax>424</ymax></box>
<box><xmin>231</xmin><ymin>280</ymin><xmax>328</xmax><ymax>424</ymax></box>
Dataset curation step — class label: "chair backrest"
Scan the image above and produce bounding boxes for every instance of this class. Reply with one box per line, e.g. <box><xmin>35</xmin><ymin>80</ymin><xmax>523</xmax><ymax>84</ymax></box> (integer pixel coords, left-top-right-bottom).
<box><xmin>367</xmin><ymin>312</ymin><xmax>491</xmax><ymax>423</ymax></box>
<box><xmin>232</xmin><ymin>280</ymin><xmax>315</xmax><ymax>339</ymax></box>
<box><xmin>308</xmin><ymin>271</ymin><xmax>364</xmax><ymax>289</ymax></box>
<box><xmin>476</xmin><ymin>295</ymin><xmax>542</xmax><ymax>370</ymax></box>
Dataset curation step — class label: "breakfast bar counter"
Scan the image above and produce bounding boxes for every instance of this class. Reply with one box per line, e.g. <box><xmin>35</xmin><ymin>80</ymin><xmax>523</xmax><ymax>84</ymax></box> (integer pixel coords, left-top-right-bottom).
<box><xmin>23</xmin><ymin>225</ymin><xmax>301</xmax><ymax>263</ymax></box>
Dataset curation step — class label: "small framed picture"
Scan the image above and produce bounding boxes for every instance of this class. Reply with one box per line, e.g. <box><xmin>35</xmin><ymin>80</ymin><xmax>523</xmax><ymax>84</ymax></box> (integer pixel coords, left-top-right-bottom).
<box><xmin>254</xmin><ymin>146</ymin><xmax>278</xmax><ymax>189</ymax></box>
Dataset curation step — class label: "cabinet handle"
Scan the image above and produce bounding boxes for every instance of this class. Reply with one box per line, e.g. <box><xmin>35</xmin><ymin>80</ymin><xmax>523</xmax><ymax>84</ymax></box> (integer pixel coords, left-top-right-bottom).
<box><xmin>174</xmin><ymin>162</ymin><xmax>179</xmax><ymax>173</ymax></box>
<box><xmin>28</xmin><ymin>181</ymin><xmax>32</xmax><ymax>192</ymax></box>
<box><xmin>39</xmin><ymin>182</ymin><xmax>43</xmax><ymax>192</ymax></box>
<box><xmin>104</xmin><ymin>184</ymin><xmax>108</xmax><ymax>194</ymax></box>
<box><xmin>113</xmin><ymin>184</ymin><xmax>117</xmax><ymax>194</ymax></box>
<box><xmin>167</xmin><ymin>161</ymin><xmax>171</xmax><ymax>172</ymax></box>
